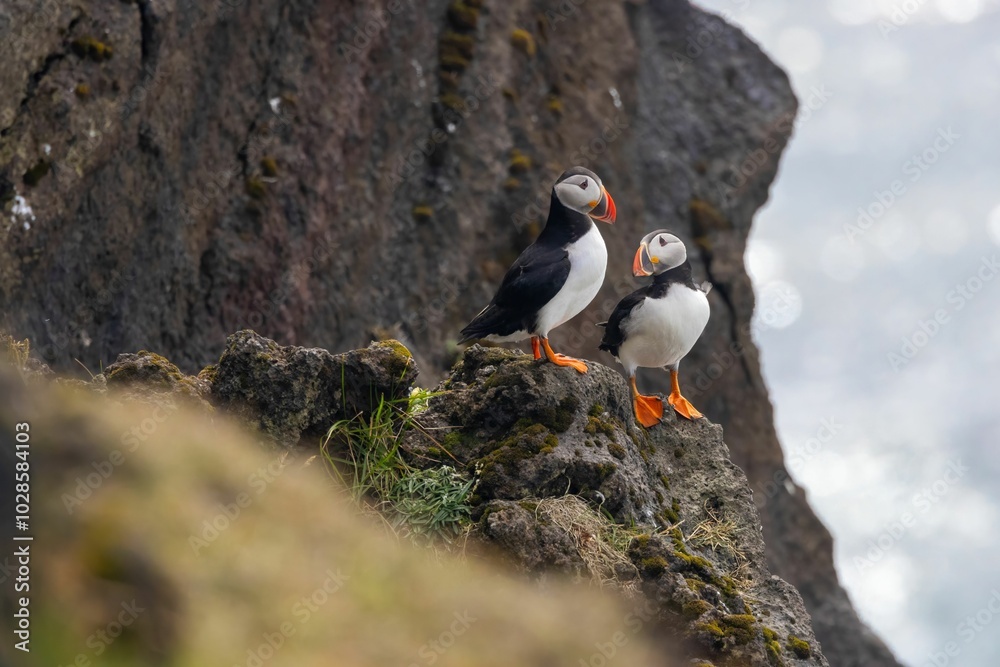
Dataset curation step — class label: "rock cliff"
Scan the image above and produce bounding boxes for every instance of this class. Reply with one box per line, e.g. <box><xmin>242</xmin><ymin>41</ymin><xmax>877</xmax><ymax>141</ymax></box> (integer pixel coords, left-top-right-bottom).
<box><xmin>3</xmin><ymin>331</ymin><xmax>830</xmax><ymax>666</ymax></box>
<box><xmin>0</xmin><ymin>1</ymin><xmax>899</xmax><ymax>664</ymax></box>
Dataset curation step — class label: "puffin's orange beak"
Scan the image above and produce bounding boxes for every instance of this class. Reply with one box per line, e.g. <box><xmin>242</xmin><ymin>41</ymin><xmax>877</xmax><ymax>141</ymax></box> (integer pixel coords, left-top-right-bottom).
<box><xmin>590</xmin><ymin>187</ymin><xmax>616</xmax><ymax>224</ymax></box>
<box><xmin>633</xmin><ymin>243</ymin><xmax>654</xmax><ymax>277</ymax></box>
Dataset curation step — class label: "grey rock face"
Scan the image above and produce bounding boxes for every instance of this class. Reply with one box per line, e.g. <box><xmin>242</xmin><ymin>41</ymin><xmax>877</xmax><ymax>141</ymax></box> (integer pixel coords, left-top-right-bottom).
<box><xmin>406</xmin><ymin>345</ymin><xmax>830</xmax><ymax>667</ymax></box>
<box><xmin>210</xmin><ymin>330</ymin><xmax>417</xmax><ymax>445</ymax></box>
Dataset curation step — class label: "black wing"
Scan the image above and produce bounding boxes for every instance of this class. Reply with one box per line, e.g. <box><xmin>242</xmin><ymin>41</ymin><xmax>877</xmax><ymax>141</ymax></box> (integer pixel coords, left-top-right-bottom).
<box><xmin>459</xmin><ymin>242</ymin><xmax>570</xmax><ymax>342</ymax></box>
<box><xmin>598</xmin><ymin>288</ymin><xmax>648</xmax><ymax>358</ymax></box>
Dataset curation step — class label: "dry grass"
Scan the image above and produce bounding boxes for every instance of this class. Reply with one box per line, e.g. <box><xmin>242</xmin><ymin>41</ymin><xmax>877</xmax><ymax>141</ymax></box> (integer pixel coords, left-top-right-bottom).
<box><xmin>1</xmin><ymin>332</ymin><xmax>31</xmax><ymax>371</ymax></box>
<box><xmin>532</xmin><ymin>496</ymin><xmax>641</xmax><ymax>593</ymax></box>
<box><xmin>686</xmin><ymin>503</ymin><xmax>750</xmax><ymax>585</ymax></box>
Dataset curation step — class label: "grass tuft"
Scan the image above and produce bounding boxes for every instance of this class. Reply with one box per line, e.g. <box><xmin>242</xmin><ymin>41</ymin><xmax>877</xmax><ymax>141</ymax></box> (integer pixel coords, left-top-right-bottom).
<box><xmin>321</xmin><ymin>392</ymin><xmax>476</xmax><ymax>549</ymax></box>
<box><xmin>531</xmin><ymin>496</ymin><xmax>642</xmax><ymax>592</ymax></box>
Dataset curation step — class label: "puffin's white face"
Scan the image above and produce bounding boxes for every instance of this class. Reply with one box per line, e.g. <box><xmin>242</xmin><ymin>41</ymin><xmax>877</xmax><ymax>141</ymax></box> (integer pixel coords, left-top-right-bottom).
<box><xmin>553</xmin><ymin>172</ymin><xmax>616</xmax><ymax>223</ymax></box>
<box><xmin>633</xmin><ymin>230</ymin><xmax>687</xmax><ymax>277</ymax></box>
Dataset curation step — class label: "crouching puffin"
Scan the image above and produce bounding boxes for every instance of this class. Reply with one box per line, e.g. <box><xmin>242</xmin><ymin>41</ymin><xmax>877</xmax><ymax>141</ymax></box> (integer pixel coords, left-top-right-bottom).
<box><xmin>599</xmin><ymin>230</ymin><xmax>710</xmax><ymax>426</ymax></box>
<box><xmin>459</xmin><ymin>167</ymin><xmax>617</xmax><ymax>373</ymax></box>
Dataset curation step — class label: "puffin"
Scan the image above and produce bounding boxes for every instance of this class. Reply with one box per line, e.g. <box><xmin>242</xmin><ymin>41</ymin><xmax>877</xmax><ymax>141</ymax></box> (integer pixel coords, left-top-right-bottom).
<box><xmin>598</xmin><ymin>230</ymin><xmax>710</xmax><ymax>426</ymax></box>
<box><xmin>459</xmin><ymin>167</ymin><xmax>617</xmax><ymax>373</ymax></box>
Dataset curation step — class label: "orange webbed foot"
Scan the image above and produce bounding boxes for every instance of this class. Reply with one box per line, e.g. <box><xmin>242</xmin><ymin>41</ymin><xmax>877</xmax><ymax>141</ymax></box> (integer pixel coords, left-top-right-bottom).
<box><xmin>668</xmin><ymin>393</ymin><xmax>704</xmax><ymax>420</ymax></box>
<box><xmin>540</xmin><ymin>338</ymin><xmax>589</xmax><ymax>374</ymax></box>
<box><xmin>633</xmin><ymin>394</ymin><xmax>664</xmax><ymax>428</ymax></box>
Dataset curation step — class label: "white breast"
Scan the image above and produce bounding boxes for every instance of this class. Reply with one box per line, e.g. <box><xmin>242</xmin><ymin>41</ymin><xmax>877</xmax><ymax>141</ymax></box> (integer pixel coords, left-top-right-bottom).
<box><xmin>535</xmin><ymin>224</ymin><xmax>607</xmax><ymax>336</ymax></box>
<box><xmin>617</xmin><ymin>285</ymin><xmax>710</xmax><ymax>375</ymax></box>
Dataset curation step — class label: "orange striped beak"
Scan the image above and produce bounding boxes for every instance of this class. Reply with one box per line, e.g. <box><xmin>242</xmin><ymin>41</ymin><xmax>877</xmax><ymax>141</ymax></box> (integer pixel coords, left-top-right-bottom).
<box><xmin>590</xmin><ymin>187</ymin><xmax>616</xmax><ymax>224</ymax></box>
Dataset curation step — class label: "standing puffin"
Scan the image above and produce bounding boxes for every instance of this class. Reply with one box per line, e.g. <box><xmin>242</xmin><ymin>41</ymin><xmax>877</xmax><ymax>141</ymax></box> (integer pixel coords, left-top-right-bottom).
<box><xmin>598</xmin><ymin>230</ymin><xmax>710</xmax><ymax>426</ymax></box>
<box><xmin>459</xmin><ymin>167</ymin><xmax>617</xmax><ymax>373</ymax></box>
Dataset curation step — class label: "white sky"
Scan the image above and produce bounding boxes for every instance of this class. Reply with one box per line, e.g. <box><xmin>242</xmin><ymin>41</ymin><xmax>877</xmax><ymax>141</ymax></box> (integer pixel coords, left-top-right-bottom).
<box><xmin>694</xmin><ymin>1</ymin><xmax>1000</xmax><ymax>665</ymax></box>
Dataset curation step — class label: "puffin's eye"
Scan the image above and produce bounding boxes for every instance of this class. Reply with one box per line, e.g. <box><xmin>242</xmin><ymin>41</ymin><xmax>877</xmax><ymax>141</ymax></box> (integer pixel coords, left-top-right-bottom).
<box><xmin>578</xmin><ymin>179</ymin><xmax>589</xmax><ymax>190</ymax></box>
<box><xmin>659</xmin><ymin>236</ymin><xmax>668</xmax><ymax>246</ymax></box>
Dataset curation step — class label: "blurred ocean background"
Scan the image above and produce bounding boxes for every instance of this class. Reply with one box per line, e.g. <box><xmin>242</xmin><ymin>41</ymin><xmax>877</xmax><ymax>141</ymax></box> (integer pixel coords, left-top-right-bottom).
<box><xmin>692</xmin><ymin>1</ymin><xmax>1000</xmax><ymax>664</ymax></box>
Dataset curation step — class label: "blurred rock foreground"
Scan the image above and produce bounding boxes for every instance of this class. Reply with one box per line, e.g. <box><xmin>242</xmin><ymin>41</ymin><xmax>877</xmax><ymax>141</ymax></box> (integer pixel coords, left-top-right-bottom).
<box><xmin>0</xmin><ymin>0</ymin><xmax>898</xmax><ymax>665</ymax></box>
<box><xmin>3</xmin><ymin>330</ymin><xmax>831</xmax><ymax>666</ymax></box>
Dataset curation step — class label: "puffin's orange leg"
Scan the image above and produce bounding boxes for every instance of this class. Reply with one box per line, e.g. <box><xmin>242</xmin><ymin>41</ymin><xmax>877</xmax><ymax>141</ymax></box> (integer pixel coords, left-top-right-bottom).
<box><xmin>630</xmin><ymin>376</ymin><xmax>663</xmax><ymax>428</ymax></box>
<box><xmin>540</xmin><ymin>338</ymin><xmax>588</xmax><ymax>374</ymax></box>
<box><xmin>531</xmin><ymin>336</ymin><xmax>542</xmax><ymax>360</ymax></box>
<box><xmin>668</xmin><ymin>370</ymin><xmax>703</xmax><ymax>420</ymax></box>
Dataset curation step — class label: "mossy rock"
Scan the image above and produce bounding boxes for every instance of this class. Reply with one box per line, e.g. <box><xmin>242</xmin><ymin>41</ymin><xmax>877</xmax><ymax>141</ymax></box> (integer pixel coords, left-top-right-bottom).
<box><xmin>786</xmin><ymin>636</ymin><xmax>811</xmax><ymax>659</ymax></box>
<box><xmin>511</xmin><ymin>29</ymin><xmax>536</xmax><ymax>57</ymax></box>
<box><xmin>71</xmin><ymin>36</ymin><xmax>113</xmax><ymax>61</ymax></box>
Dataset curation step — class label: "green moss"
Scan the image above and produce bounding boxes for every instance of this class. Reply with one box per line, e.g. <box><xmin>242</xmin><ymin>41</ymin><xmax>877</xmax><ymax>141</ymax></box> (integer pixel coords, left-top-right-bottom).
<box><xmin>503</xmin><ymin>177</ymin><xmax>520</xmax><ymax>192</ymax></box>
<box><xmin>632</xmin><ymin>534</ymin><xmax>651</xmax><ymax>549</ymax></box>
<box><xmin>762</xmin><ymin>627</ymin><xmax>783</xmax><ymax>665</ymax></box>
<box><xmin>74</xmin><ymin>83</ymin><xmax>91</xmax><ymax>98</ymax></box>
<box><xmin>685</xmin><ymin>577</ymin><xmax>707</xmax><ymax>592</ymax></box>
<box><xmin>245</xmin><ymin>177</ymin><xmax>266</xmax><ymax>199</ymax></box>
<box><xmin>659</xmin><ymin>474</ymin><xmax>670</xmax><ymax>490</ymax></box>
<box><xmin>588</xmin><ymin>404</ymin><xmax>604</xmax><ymax>417</ymax></box>
<box><xmin>607</xmin><ymin>442</ymin><xmax>626</xmax><ymax>460</ymax></box>
<box><xmin>197</xmin><ymin>365</ymin><xmax>218</xmax><ymax>385</ymax></box>
<box><xmin>440</xmin><ymin>31</ymin><xmax>475</xmax><ymax>59</ymax></box>
<box><xmin>766</xmin><ymin>641</ymin><xmax>784</xmax><ymax>666</ymax></box>
<box><xmin>682</xmin><ymin>599</ymin><xmax>712</xmax><ymax>620</ymax></box>
<box><xmin>546</xmin><ymin>95</ymin><xmax>564</xmax><ymax>115</ymax></box>
<box><xmin>509</xmin><ymin>149</ymin><xmax>532</xmax><ymax>174</ymax></box>
<box><xmin>71</xmin><ymin>36</ymin><xmax>113</xmax><ymax>61</ymax></box>
<box><xmin>595</xmin><ymin>462</ymin><xmax>617</xmax><ymax>480</ymax></box>
<box><xmin>260</xmin><ymin>156</ymin><xmax>278</xmax><ymax>177</ymax></box>
<box><xmin>477</xmin><ymin>424</ymin><xmax>556</xmax><ymax>487</ymax></box>
<box><xmin>439</xmin><ymin>52</ymin><xmax>470</xmax><ymax>73</ymax></box>
<box><xmin>412</xmin><ymin>204</ymin><xmax>433</xmax><ymax>222</ymax></box>
<box><xmin>426</xmin><ymin>446</ymin><xmax>442</xmax><ymax>458</ymax></box>
<box><xmin>675</xmin><ymin>447</ymin><xmax>684</xmax><ymax>458</ymax></box>
<box><xmin>447</xmin><ymin>1</ymin><xmax>480</xmax><ymax>31</ymax></box>
<box><xmin>533</xmin><ymin>395</ymin><xmax>578</xmax><ymax>433</ymax></box>
<box><xmin>786</xmin><ymin>636</ymin><xmax>811</xmax><ymax>659</ymax></box>
<box><xmin>439</xmin><ymin>92</ymin><xmax>467</xmax><ymax>113</ymax></box>
<box><xmin>106</xmin><ymin>351</ymin><xmax>185</xmax><ymax>388</ymax></box>
<box><xmin>584</xmin><ymin>415</ymin><xmax>616</xmax><ymax>438</ymax></box>
<box><xmin>720</xmin><ymin>614</ymin><xmax>756</xmax><ymax>645</ymax></box>
<box><xmin>517</xmin><ymin>500</ymin><xmax>538</xmax><ymax>513</ymax></box>
<box><xmin>640</xmin><ymin>556</ymin><xmax>668</xmax><ymax>578</ymax></box>
<box><xmin>23</xmin><ymin>161</ymin><xmax>50</xmax><ymax>187</ymax></box>
<box><xmin>510</xmin><ymin>28</ymin><xmax>536</xmax><ymax>56</ymax></box>
<box><xmin>662</xmin><ymin>497</ymin><xmax>681</xmax><ymax>524</ymax></box>
<box><xmin>696</xmin><ymin>620</ymin><xmax>725</xmax><ymax>639</ymax></box>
